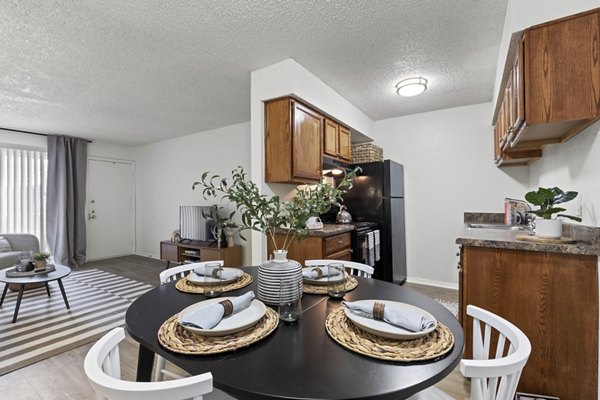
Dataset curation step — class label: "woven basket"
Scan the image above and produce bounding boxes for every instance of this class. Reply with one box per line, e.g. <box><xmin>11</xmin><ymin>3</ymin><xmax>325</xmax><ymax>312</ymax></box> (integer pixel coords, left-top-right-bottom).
<box><xmin>351</xmin><ymin>143</ymin><xmax>383</xmax><ymax>163</ymax></box>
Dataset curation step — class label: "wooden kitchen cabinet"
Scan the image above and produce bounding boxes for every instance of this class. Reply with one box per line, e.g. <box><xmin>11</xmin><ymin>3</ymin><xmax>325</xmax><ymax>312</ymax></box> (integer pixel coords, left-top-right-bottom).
<box><xmin>492</xmin><ymin>8</ymin><xmax>600</xmax><ymax>167</ymax></box>
<box><xmin>458</xmin><ymin>245</ymin><xmax>598</xmax><ymax>399</ymax></box>
<box><xmin>267</xmin><ymin>232</ymin><xmax>352</xmax><ymax>266</ymax></box>
<box><xmin>323</xmin><ymin>119</ymin><xmax>351</xmax><ymax>162</ymax></box>
<box><xmin>265</xmin><ymin>97</ymin><xmax>323</xmax><ymax>184</ymax></box>
<box><xmin>160</xmin><ymin>240</ymin><xmax>242</xmax><ymax>268</ymax></box>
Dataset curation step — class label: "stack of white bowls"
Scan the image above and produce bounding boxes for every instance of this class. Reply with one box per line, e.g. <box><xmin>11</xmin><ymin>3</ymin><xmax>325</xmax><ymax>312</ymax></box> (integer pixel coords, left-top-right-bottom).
<box><xmin>257</xmin><ymin>257</ymin><xmax>303</xmax><ymax>305</ymax></box>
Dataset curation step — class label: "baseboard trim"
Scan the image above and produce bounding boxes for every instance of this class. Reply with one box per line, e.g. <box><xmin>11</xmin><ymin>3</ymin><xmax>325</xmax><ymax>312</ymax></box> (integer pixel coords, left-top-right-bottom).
<box><xmin>405</xmin><ymin>277</ymin><xmax>458</xmax><ymax>291</ymax></box>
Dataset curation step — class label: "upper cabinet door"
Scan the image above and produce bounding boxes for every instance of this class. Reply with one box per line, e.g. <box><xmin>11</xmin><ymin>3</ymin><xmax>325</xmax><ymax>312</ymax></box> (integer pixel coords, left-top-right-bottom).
<box><xmin>323</xmin><ymin>119</ymin><xmax>339</xmax><ymax>158</ymax></box>
<box><xmin>292</xmin><ymin>101</ymin><xmax>323</xmax><ymax>181</ymax></box>
<box><xmin>338</xmin><ymin>126</ymin><xmax>351</xmax><ymax>161</ymax></box>
<box><xmin>526</xmin><ymin>10</ymin><xmax>600</xmax><ymax>124</ymax></box>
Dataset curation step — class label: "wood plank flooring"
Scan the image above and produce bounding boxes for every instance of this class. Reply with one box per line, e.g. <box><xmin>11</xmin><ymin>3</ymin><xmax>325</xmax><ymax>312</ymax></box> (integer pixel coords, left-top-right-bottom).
<box><xmin>0</xmin><ymin>255</ymin><xmax>469</xmax><ymax>399</ymax></box>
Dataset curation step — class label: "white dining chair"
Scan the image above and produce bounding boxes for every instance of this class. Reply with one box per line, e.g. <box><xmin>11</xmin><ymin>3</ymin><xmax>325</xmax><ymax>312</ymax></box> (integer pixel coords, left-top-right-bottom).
<box><xmin>84</xmin><ymin>327</ymin><xmax>224</xmax><ymax>400</ymax></box>
<box><xmin>304</xmin><ymin>259</ymin><xmax>374</xmax><ymax>278</ymax></box>
<box><xmin>408</xmin><ymin>305</ymin><xmax>531</xmax><ymax>400</ymax></box>
<box><xmin>155</xmin><ymin>260</ymin><xmax>225</xmax><ymax>382</ymax></box>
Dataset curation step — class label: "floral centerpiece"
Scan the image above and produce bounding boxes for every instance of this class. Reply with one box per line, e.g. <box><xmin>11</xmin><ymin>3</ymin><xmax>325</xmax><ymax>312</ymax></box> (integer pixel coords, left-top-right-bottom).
<box><xmin>193</xmin><ymin>166</ymin><xmax>359</xmax><ymax>305</ymax></box>
<box><xmin>193</xmin><ymin>166</ymin><xmax>359</xmax><ymax>254</ymax></box>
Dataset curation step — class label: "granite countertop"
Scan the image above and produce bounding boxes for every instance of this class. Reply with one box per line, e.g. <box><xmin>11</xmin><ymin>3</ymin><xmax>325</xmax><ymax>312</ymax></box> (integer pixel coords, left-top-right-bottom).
<box><xmin>274</xmin><ymin>223</ymin><xmax>354</xmax><ymax>237</ymax></box>
<box><xmin>458</xmin><ymin>213</ymin><xmax>600</xmax><ymax>256</ymax></box>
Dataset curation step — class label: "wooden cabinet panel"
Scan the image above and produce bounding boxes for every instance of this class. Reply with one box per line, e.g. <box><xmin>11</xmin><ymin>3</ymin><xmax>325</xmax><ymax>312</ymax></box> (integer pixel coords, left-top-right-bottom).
<box><xmin>323</xmin><ymin>233</ymin><xmax>351</xmax><ymax>256</ymax></box>
<box><xmin>323</xmin><ymin>119</ymin><xmax>339</xmax><ymax>158</ymax></box>
<box><xmin>160</xmin><ymin>242</ymin><xmax>179</xmax><ymax>262</ymax></box>
<box><xmin>338</xmin><ymin>126</ymin><xmax>351</xmax><ymax>161</ymax></box>
<box><xmin>526</xmin><ymin>10</ymin><xmax>600</xmax><ymax>124</ymax></box>
<box><xmin>159</xmin><ymin>241</ymin><xmax>242</xmax><ymax>267</ymax></box>
<box><xmin>326</xmin><ymin>249</ymin><xmax>352</xmax><ymax>261</ymax></box>
<box><xmin>460</xmin><ymin>246</ymin><xmax>598</xmax><ymax>399</ymax></box>
<box><xmin>265</xmin><ymin>97</ymin><xmax>323</xmax><ymax>184</ymax></box>
<box><xmin>268</xmin><ymin>233</ymin><xmax>352</xmax><ymax>266</ymax></box>
<box><xmin>292</xmin><ymin>101</ymin><xmax>323</xmax><ymax>181</ymax></box>
<box><xmin>493</xmin><ymin>9</ymin><xmax>600</xmax><ymax>166</ymax></box>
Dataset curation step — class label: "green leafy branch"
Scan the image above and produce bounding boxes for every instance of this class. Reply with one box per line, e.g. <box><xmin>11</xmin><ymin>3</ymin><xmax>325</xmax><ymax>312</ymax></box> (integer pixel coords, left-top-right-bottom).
<box><xmin>192</xmin><ymin>166</ymin><xmax>359</xmax><ymax>251</ymax></box>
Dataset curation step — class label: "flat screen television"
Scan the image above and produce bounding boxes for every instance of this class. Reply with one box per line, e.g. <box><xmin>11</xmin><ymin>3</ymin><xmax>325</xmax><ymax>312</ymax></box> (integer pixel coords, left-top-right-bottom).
<box><xmin>179</xmin><ymin>206</ymin><xmax>213</xmax><ymax>241</ymax></box>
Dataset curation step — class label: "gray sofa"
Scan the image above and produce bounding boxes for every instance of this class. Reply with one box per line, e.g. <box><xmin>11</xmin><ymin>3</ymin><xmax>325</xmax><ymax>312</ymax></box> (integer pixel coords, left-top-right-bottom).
<box><xmin>0</xmin><ymin>234</ymin><xmax>40</xmax><ymax>269</ymax></box>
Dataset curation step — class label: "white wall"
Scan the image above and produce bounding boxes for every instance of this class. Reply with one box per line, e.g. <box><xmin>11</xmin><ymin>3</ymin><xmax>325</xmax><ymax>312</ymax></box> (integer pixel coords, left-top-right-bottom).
<box><xmin>249</xmin><ymin>58</ymin><xmax>375</xmax><ymax>263</ymax></box>
<box><xmin>134</xmin><ymin>122</ymin><xmax>251</xmax><ymax>263</ymax></box>
<box><xmin>529</xmin><ymin>122</ymin><xmax>600</xmax><ymax>225</ymax></box>
<box><xmin>374</xmin><ymin>102</ymin><xmax>530</xmax><ymax>287</ymax></box>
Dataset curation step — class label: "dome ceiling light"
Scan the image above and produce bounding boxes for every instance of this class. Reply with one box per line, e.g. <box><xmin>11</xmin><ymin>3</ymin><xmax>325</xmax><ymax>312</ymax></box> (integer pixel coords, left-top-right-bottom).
<box><xmin>395</xmin><ymin>77</ymin><xmax>428</xmax><ymax>97</ymax></box>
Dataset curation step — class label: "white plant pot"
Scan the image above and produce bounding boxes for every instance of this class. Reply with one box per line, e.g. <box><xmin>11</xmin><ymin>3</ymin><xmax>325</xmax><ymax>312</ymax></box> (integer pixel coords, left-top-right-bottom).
<box><xmin>535</xmin><ymin>219</ymin><xmax>563</xmax><ymax>239</ymax></box>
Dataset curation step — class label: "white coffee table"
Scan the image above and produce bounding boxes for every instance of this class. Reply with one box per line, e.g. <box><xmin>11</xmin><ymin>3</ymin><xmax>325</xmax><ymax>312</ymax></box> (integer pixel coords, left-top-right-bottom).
<box><xmin>0</xmin><ymin>264</ymin><xmax>71</xmax><ymax>323</ymax></box>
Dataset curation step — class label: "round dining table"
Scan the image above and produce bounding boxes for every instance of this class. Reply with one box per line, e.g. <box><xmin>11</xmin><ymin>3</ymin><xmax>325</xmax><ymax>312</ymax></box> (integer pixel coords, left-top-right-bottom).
<box><xmin>125</xmin><ymin>267</ymin><xmax>464</xmax><ymax>400</ymax></box>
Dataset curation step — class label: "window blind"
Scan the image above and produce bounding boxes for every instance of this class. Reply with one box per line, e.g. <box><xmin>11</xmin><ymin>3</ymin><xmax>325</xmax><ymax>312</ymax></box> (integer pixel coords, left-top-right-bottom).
<box><xmin>0</xmin><ymin>147</ymin><xmax>48</xmax><ymax>249</ymax></box>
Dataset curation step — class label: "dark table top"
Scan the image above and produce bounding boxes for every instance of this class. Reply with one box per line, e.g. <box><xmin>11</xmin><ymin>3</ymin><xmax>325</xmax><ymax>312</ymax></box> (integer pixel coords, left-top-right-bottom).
<box><xmin>125</xmin><ymin>268</ymin><xmax>464</xmax><ymax>400</ymax></box>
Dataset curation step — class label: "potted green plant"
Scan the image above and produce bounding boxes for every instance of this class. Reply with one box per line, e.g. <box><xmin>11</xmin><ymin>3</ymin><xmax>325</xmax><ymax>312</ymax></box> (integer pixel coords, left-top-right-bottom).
<box><xmin>32</xmin><ymin>252</ymin><xmax>51</xmax><ymax>271</ymax></box>
<box><xmin>525</xmin><ymin>187</ymin><xmax>582</xmax><ymax>238</ymax></box>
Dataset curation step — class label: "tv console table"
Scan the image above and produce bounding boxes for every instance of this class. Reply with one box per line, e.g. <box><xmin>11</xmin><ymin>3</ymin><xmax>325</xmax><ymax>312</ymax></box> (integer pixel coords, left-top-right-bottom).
<box><xmin>160</xmin><ymin>240</ymin><xmax>242</xmax><ymax>268</ymax></box>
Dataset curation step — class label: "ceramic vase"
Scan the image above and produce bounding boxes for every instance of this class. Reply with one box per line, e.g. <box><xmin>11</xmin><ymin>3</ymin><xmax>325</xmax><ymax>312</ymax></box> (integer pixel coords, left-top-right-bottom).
<box><xmin>224</xmin><ymin>227</ymin><xmax>235</xmax><ymax>247</ymax></box>
<box><xmin>535</xmin><ymin>219</ymin><xmax>562</xmax><ymax>239</ymax></box>
<box><xmin>257</xmin><ymin>250</ymin><xmax>303</xmax><ymax>306</ymax></box>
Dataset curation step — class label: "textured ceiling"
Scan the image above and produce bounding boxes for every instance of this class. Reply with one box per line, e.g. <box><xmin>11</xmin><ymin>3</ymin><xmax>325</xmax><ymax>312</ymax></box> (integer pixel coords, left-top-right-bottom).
<box><xmin>0</xmin><ymin>0</ymin><xmax>507</xmax><ymax>145</ymax></box>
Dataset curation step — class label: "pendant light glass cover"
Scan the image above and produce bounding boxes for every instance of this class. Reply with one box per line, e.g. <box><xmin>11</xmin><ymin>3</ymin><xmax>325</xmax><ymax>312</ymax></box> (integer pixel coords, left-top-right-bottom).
<box><xmin>395</xmin><ymin>77</ymin><xmax>428</xmax><ymax>97</ymax></box>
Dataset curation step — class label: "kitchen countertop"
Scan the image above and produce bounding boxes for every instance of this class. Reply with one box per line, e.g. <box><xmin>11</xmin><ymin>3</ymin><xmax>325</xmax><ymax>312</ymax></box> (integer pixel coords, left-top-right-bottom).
<box><xmin>457</xmin><ymin>214</ymin><xmax>600</xmax><ymax>256</ymax></box>
<box><xmin>274</xmin><ymin>223</ymin><xmax>354</xmax><ymax>238</ymax></box>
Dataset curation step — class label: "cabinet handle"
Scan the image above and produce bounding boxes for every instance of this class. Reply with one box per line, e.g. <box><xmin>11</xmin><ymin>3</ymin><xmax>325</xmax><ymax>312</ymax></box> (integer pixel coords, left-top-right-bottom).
<box><xmin>455</xmin><ymin>252</ymin><xmax>460</xmax><ymax>257</ymax></box>
<box><xmin>456</xmin><ymin>263</ymin><xmax>461</xmax><ymax>270</ymax></box>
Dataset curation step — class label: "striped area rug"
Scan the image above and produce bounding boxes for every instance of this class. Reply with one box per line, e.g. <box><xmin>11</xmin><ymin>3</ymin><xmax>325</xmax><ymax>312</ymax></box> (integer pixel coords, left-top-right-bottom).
<box><xmin>0</xmin><ymin>269</ymin><xmax>153</xmax><ymax>376</ymax></box>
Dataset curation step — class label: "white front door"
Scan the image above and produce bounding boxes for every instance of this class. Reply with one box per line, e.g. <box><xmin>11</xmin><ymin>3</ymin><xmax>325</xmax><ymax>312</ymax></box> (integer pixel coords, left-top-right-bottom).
<box><xmin>86</xmin><ymin>159</ymin><xmax>135</xmax><ymax>260</ymax></box>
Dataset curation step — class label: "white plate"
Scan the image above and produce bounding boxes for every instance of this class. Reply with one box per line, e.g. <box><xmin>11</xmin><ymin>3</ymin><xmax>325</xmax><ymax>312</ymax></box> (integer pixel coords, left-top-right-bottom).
<box><xmin>187</xmin><ymin>268</ymin><xmax>244</xmax><ymax>285</ymax></box>
<box><xmin>302</xmin><ymin>269</ymin><xmax>347</xmax><ymax>285</ymax></box>
<box><xmin>178</xmin><ymin>297</ymin><xmax>266</xmax><ymax>336</ymax></box>
<box><xmin>343</xmin><ymin>300</ymin><xmax>437</xmax><ymax>340</ymax></box>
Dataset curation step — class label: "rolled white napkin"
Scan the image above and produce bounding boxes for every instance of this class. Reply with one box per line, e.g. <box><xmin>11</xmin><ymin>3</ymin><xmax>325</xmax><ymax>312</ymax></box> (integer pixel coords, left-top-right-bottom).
<box><xmin>302</xmin><ymin>266</ymin><xmax>342</xmax><ymax>280</ymax></box>
<box><xmin>193</xmin><ymin>265</ymin><xmax>239</xmax><ymax>280</ymax></box>
<box><xmin>342</xmin><ymin>300</ymin><xmax>436</xmax><ymax>332</ymax></box>
<box><xmin>180</xmin><ymin>291</ymin><xmax>255</xmax><ymax>330</ymax></box>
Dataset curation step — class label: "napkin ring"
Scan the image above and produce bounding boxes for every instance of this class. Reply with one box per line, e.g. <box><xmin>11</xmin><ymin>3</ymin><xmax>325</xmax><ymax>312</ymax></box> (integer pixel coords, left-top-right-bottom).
<box><xmin>219</xmin><ymin>299</ymin><xmax>234</xmax><ymax>317</ymax></box>
<box><xmin>211</xmin><ymin>267</ymin><xmax>224</xmax><ymax>278</ymax></box>
<box><xmin>373</xmin><ymin>302</ymin><xmax>385</xmax><ymax>321</ymax></box>
<box><xmin>311</xmin><ymin>268</ymin><xmax>323</xmax><ymax>279</ymax></box>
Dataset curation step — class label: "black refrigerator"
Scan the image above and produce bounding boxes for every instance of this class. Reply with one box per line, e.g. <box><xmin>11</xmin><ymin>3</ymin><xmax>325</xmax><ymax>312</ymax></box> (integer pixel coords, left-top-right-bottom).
<box><xmin>342</xmin><ymin>159</ymin><xmax>406</xmax><ymax>284</ymax></box>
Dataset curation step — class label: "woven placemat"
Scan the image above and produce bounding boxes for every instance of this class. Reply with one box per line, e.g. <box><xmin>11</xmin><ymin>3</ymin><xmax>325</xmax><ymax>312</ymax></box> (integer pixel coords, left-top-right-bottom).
<box><xmin>175</xmin><ymin>273</ymin><xmax>253</xmax><ymax>294</ymax></box>
<box><xmin>325</xmin><ymin>308</ymin><xmax>454</xmax><ymax>362</ymax></box>
<box><xmin>157</xmin><ymin>308</ymin><xmax>279</xmax><ymax>355</ymax></box>
<box><xmin>303</xmin><ymin>276</ymin><xmax>358</xmax><ymax>294</ymax></box>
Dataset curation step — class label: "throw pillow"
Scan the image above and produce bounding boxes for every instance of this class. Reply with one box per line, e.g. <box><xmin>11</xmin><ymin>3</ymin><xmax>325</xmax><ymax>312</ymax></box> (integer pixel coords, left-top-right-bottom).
<box><xmin>0</xmin><ymin>236</ymin><xmax>12</xmax><ymax>253</ymax></box>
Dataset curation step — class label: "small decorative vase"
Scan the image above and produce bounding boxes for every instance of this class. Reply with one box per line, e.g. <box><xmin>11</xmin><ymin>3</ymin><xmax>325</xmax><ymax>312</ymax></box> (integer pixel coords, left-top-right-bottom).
<box><xmin>257</xmin><ymin>250</ymin><xmax>303</xmax><ymax>306</ymax></box>
<box><xmin>535</xmin><ymin>219</ymin><xmax>562</xmax><ymax>239</ymax></box>
<box><xmin>224</xmin><ymin>227</ymin><xmax>235</xmax><ymax>248</ymax></box>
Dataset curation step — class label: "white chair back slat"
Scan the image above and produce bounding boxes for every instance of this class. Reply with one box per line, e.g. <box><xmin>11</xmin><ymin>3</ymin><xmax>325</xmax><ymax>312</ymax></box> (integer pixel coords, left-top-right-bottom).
<box><xmin>159</xmin><ymin>261</ymin><xmax>225</xmax><ymax>284</ymax></box>
<box><xmin>472</xmin><ymin>318</ymin><xmax>484</xmax><ymax>360</ymax></box>
<box><xmin>84</xmin><ymin>328</ymin><xmax>215</xmax><ymax>400</ymax></box>
<box><xmin>304</xmin><ymin>259</ymin><xmax>374</xmax><ymax>278</ymax></box>
<box><xmin>494</xmin><ymin>333</ymin><xmax>506</xmax><ymax>360</ymax></box>
<box><xmin>482</xmin><ymin>323</ymin><xmax>492</xmax><ymax>360</ymax></box>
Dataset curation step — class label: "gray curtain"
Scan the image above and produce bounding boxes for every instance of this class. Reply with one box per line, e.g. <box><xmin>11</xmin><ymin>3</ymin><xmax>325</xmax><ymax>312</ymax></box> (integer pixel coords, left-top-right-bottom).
<box><xmin>46</xmin><ymin>135</ymin><xmax>88</xmax><ymax>267</ymax></box>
